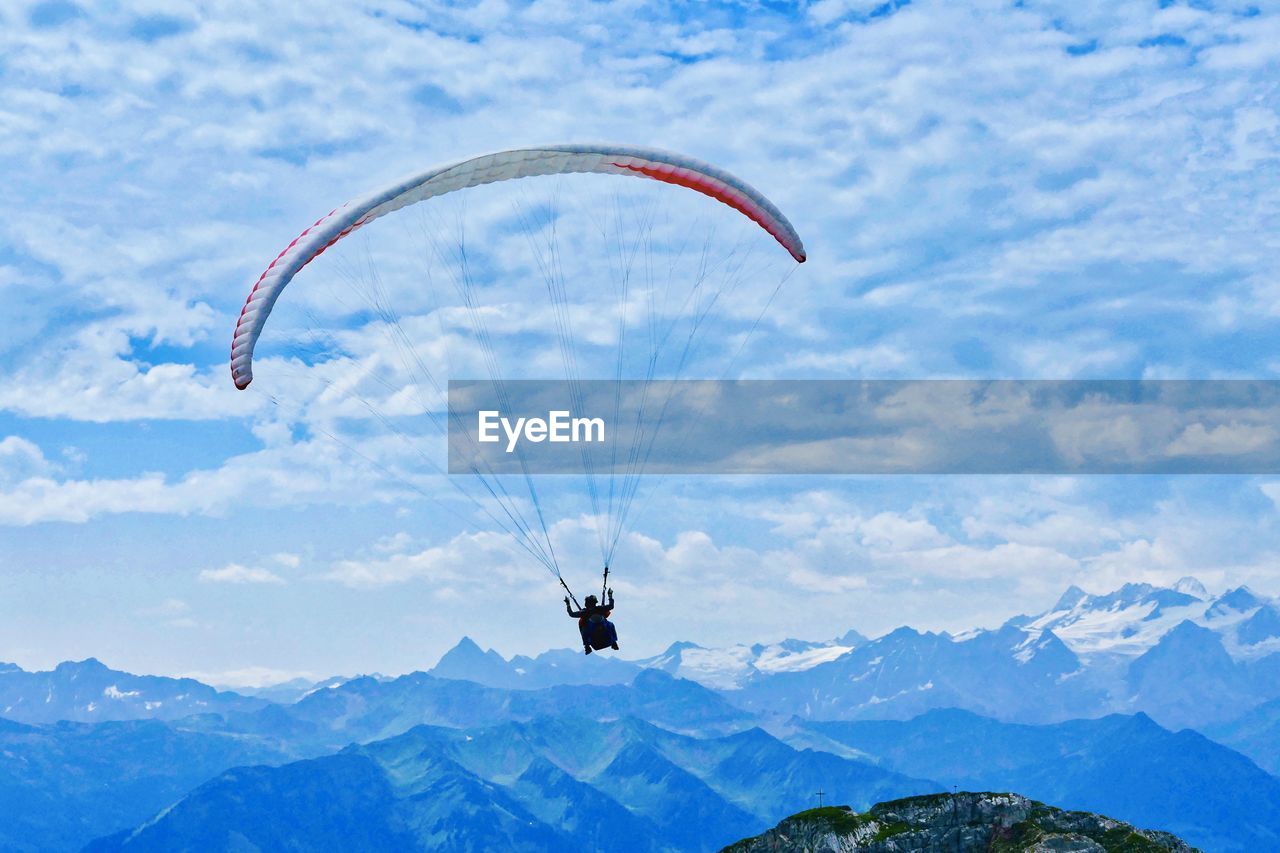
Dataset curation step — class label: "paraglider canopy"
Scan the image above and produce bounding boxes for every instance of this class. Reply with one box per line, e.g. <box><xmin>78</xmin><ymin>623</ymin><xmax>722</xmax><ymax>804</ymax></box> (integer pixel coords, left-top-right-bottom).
<box><xmin>228</xmin><ymin>142</ymin><xmax>806</xmax><ymax>605</ymax></box>
<box><xmin>231</xmin><ymin>144</ymin><xmax>806</xmax><ymax>391</ymax></box>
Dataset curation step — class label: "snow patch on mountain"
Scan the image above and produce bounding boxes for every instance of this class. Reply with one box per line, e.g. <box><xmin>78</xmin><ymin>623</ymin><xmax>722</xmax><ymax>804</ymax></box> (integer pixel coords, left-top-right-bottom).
<box><xmin>103</xmin><ymin>685</ymin><xmax>140</xmax><ymax>700</ymax></box>
<box><xmin>638</xmin><ymin>636</ymin><xmax>862</xmax><ymax>689</ymax></box>
<box><xmin>668</xmin><ymin>646</ymin><xmax>757</xmax><ymax>690</ymax></box>
<box><xmin>754</xmin><ymin>643</ymin><xmax>856</xmax><ymax>674</ymax></box>
<box><xmin>1174</xmin><ymin>576</ymin><xmax>1208</xmax><ymax>598</ymax></box>
<box><xmin>1022</xmin><ymin>580</ymin><xmax>1280</xmax><ymax>662</ymax></box>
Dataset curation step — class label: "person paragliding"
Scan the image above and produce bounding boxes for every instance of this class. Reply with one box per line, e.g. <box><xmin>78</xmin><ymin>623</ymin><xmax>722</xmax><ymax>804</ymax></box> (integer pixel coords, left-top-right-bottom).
<box><xmin>566</xmin><ymin>587</ymin><xmax>618</xmax><ymax>654</ymax></box>
<box><xmin>229</xmin><ymin>144</ymin><xmax>805</xmax><ymax>644</ymax></box>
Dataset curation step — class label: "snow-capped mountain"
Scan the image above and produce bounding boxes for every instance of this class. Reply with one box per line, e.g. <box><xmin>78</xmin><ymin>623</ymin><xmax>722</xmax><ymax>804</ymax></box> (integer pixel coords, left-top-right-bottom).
<box><xmin>416</xmin><ymin>580</ymin><xmax>1279</xmax><ymax>728</ymax></box>
<box><xmin>581</xmin><ymin>578</ymin><xmax>1280</xmax><ymax>729</ymax></box>
<box><xmin>1016</xmin><ymin>579</ymin><xmax>1280</xmax><ymax>663</ymax></box>
<box><xmin>729</xmin><ymin>623</ymin><xmax>1101</xmax><ymax>724</ymax></box>
<box><xmin>596</xmin><ymin>579</ymin><xmax>1277</xmax><ymax>705</ymax></box>
<box><xmin>19</xmin><ymin>578</ymin><xmax>1271</xmax><ymax>734</ymax></box>
<box><xmin>426</xmin><ymin>632</ymin><xmax>869</xmax><ymax>693</ymax></box>
<box><xmin>636</xmin><ymin>631</ymin><xmax>867</xmax><ymax>690</ymax></box>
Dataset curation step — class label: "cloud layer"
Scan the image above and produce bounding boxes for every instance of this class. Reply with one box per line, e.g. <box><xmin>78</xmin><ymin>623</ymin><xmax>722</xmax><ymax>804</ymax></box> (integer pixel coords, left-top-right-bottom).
<box><xmin>3</xmin><ymin>0</ymin><xmax>1280</xmax><ymax>674</ymax></box>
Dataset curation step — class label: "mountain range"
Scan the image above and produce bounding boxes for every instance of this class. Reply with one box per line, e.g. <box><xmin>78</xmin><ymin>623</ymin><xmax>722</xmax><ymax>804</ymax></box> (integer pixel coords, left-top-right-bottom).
<box><xmin>8</xmin><ymin>578</ymin><xmax>1276</xmax><ymax>736</ymax></box>
<box><xmin>0</xmin><ymin>657</ymin><xmax>266</xmax><ymax>724</ymax></box>
<box><xmin>80</xmin><ymin>715</ymin><xmax>940</xmax><ymax>852</ymax></box>
<box><xmin>3</xmin><ymin>577</ymin><xmax>1279</xmax><ymax>851</ymax></box>
<box><xmin>801</xmin><ymin>708</ymin><xmax>1280</xmax><ymax>852</ymax></box>
<box><xmin>421</xmin><ymin>578</ymin><xmax>1280</xmax><ymax>731</ymax></box>
<box><xmin>724</xmin><ymin>793</ymin><xmax>1197</xmax><ymax>853</ymax></box>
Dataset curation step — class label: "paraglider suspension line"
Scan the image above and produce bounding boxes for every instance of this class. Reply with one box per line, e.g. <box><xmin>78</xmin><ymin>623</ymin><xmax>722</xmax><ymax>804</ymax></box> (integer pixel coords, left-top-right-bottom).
<box><xmin>559</xmin><ymin>576</ymin><xmax>582</xmax><ymax>611</ymax></box>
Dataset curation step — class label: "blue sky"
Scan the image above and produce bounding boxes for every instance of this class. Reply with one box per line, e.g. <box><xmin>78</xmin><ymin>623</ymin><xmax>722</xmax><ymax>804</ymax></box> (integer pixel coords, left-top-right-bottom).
<box><xmin>3</xmin><ymin>0</ymin><xmax>1280</xmax><ymax>685</ymax></box>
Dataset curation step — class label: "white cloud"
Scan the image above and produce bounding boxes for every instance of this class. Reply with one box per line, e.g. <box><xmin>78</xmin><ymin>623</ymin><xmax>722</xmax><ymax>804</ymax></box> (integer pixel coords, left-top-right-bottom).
<box><xmin>0</xmin><ymin>435</ymin><xmax>57</xmax><ymax>485</ymax></box>
<box><xmin>0</xmin><ymin>428</ymin><xmax>420</xmax><ymax>525</ymax></box>
<box><xmin>140</xmin><ymin>598</ymin><xmax>190</xmax><ymax>617</ymax></box>
<box><xmin>1166</xmin><ymin>422</ymin><xmax>1278</xmax><ymax>457</ymax></box>
<box><xmin>324</xmin><ymin>529</ymin><xmax>529</xmax><ymax>590</ymax></box>
<box><xmin>182</xmin><ymin>666</ymin><xmax>318</xmax><ymax>689</ymax></box>
<box><xmin>0</xmin><ymin>322</ymin><xmax>258</xmax><ymax>423</ymax></box>
<box><xmin>134</xmin><ymin>598</ymin><xmax>197</xmax><ymax>629</ymax></box>
<box><xmin>5</xmin><ymin>0</ymin><xmax>1279</xmax><ymax>438</ymax></box>
<box><xmin>198</xmin><ymin>563</ymin><xmax>286</xmax><ymax>585</ymax></box>
<box><xmin>5</xmin><ymin>0</ymin><xmax>1280</xmax><ymax>668</ymax></box>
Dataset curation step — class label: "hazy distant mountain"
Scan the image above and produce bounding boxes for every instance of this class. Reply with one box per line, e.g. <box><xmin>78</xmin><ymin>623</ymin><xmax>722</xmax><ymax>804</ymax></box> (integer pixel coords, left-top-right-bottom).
<box><xmin>635</xmin><ymin>633</ymin><xmax>867</xmax><ymax>690</ymax></box>
<box><xmin>0</xmin><ymin>671</ymin><xmax>751</xmax><ymax>852</ymax></box>
<box><xmin>0</xmin><ymin>716</ymin><xmax>293</xmax><ymax>852</ymax></box>
<box><xmin>1021</xmin><ymin>582</ymin><xmax>1280</xmax><ymax>663</ymax></box>
<box><xmin>724</xmin><ymin>792</ymin><xmax>1196</xmax><ymax>853</ymax></box>
<box><xmin>414</xmin><ymin>580</ymin><xmax>1280</xmax><ymax>732</ymax></box>
<box><xmin>85</xmin><ymin>749</ymin><xmax>574</xmax><ymax>853</ymax></box>
<box><xmin>506</xmin><ymin>755</ymin><xmax>670</xmax><ymax>852</ymax></box>
<box><xmin>430</xmin><ymin>636</ymin><xmax>539</xmax><ymax>686</ymax></box>
<box><xmin>226</xmin><ymin>674</ymin><xmax>353</xmax><ymax>704</ymax></box>
<box><xmin>430</xmin><ymin>636</ymin><xmax>642</xmax><ymax>688</ymax></box>
<box><xmin>1125</xmin><ymin>621</ymin><xmax>1266</xmax><ymax>728</ymax></box>
<box><xmin>728</xmin><ymin>623</ymin><xmax>1101</xmax><ymax>723</ymax></box>
<box><xmin>6</xmin><ymin>577</ymin><xmax>1280</xmax><ymax>852</ymax></box>
<box><xmin>427</xmin><ymin>633</ymin><xmax>868</xmax><ymax>692</ymax></box>
<box><xmin>89</xmin><ymin>716</ymin><xmax>939</xmax><ymax>852</ymax></box>
<box><xmin>216</xmin><ymin>578</ymin><xmax>1280</xmax><ymax>734</ymax></box>
<box><xmin>203</xmin><ymin>668</ymin><xmax>756</xmax><ymax>753</ymax></box>
<box><xmin>804</xmin><ymin>708</ymin><xmax>1280</xmax><ymax>852</ymax></box>
<box><xmin>7</xmin><ymin>578</ymin><xmax>1275</xmax><ymax>735</ymax></box>
<box><xmin>407</xmin><ymin>715</ymin><xmax>939</xmax><ymax>829</ymax></box>
<box><xmin>0</xmin><ymin>658</ymin><xmax>267</xmax><ymax>724</ymax></box>
<box><xmin>17</xmin><ymin>695</ymin><xmax>1273</xmax><ymax>852</ymax></box>
<box><xmin>1204</xmin><ymin>696</ymin><xmax>1280</xmax><ymax>775</ymax></box>
<box><xmin>643</xmin><ymin>579</ymin><xmax>1280</xmax><ymax>729</ymax></box>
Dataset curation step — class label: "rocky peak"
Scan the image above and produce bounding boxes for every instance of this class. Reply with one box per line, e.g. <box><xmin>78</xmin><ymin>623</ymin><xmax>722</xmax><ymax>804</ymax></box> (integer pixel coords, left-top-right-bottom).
<box><xmin>1052</xmin><ymin>585</ymin><xmax>1089</xmax><ymax>612</ymax></box>
<box><xmin>1207</xmin><ymin>586</ymin><xmax>1265</xmax><ymax>616</ymax></box>
<box><xmin>1173</xmin><ymin>577</ymin><xmax>1208</xmax><ymax>599</ymax></box>
<box><xmin>722</xmin><ymin>792</ymin><xmax>1197</xmax><ymax>852</ymax></box>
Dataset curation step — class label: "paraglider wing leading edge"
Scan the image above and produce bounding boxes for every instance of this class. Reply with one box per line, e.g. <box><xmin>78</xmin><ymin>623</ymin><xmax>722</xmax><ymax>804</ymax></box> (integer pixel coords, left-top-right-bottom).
<box><xmin>230</xmin><ymin>143</ymin><xmax>807</xmax><ymax>390</ymax></box>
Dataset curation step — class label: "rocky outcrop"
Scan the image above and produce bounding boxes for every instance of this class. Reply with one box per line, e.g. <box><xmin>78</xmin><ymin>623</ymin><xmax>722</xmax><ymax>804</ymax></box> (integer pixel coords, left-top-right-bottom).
<box><xmin>722</xmin><ymin>792</ymin><xmax>1197</xmax><ymax>852</ymax></box>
